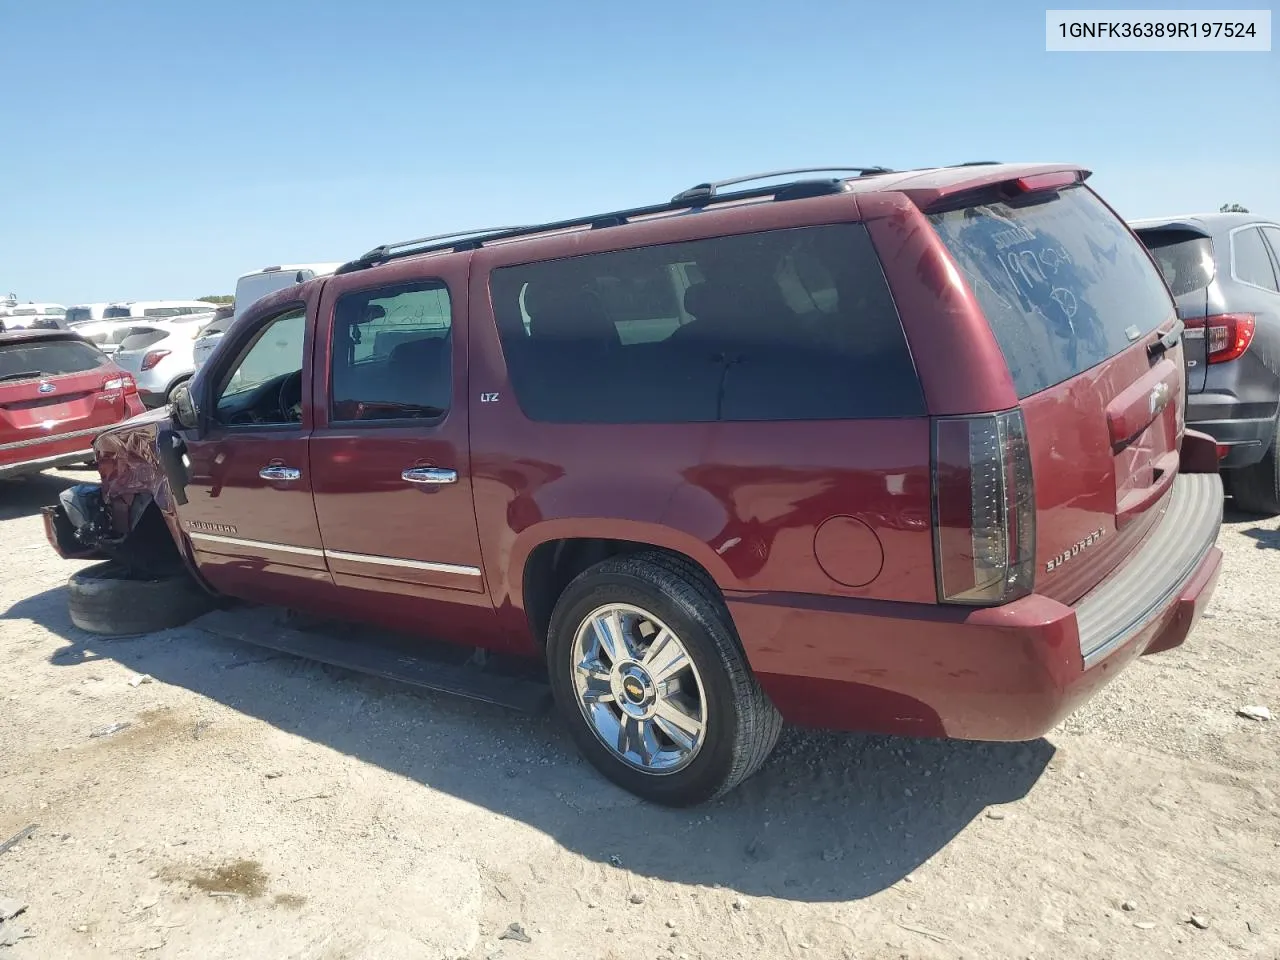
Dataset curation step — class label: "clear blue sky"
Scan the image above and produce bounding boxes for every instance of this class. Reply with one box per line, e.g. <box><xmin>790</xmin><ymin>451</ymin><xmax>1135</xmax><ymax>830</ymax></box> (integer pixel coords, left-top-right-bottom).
<box><xmin>2</xmin><ymin>0</ymin><xmax>1276</xmax><ymax>305</ymax></box>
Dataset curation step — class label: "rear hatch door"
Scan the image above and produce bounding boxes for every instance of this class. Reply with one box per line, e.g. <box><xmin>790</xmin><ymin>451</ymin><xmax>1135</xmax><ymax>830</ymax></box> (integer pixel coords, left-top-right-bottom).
<box><xmin>1132</xmin><ymin>223</ymin><xmax>1216</xmax><ymax>393</ymax></box>
<box><xmin>0</xmin><ymin>337</ymin><xmax>128</xmax><ymax>465</ymax></box>
<box><xmin>930</xmin><ymin>182</ymin><xmax>1185</xmax><ymax>606</ymax></box>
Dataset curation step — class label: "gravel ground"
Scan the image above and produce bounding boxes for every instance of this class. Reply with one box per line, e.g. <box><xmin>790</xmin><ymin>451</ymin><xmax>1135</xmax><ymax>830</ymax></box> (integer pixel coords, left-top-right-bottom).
<box><xmin>1</xmin><ymin>468</ymin><xmax>1277</xmax><ymax>960</ymax></box>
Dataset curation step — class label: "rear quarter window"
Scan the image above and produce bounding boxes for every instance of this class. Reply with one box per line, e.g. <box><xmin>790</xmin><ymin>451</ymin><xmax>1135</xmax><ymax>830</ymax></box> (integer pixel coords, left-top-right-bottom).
<box><xmin>929</xmin><ymin>186</ymin><xmax>1175</xmax><ymax>398</ymax></box>
<box><xmin>490</xmin><ymin>223</ymin><xmax>924</xmax><ymax>423</ymax></box>
<box><xmin>0</xmin><ymin>340</ymin><xmax>108</xmax><ymax>379</ymax></box>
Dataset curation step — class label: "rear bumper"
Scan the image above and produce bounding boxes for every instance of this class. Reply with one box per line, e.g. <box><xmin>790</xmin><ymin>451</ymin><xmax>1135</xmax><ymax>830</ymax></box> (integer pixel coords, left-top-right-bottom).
<box><xmin>1187</xmin><ymin>391</ymin><xmax>1278</xmax><ymax>468</ymax></box>
<box><xmin>0</xmin><ymin>428</ymin><xmax>100</xmax><ymax>479</ymax></box>
<box><xmin>732</xmin><ymin>472</ymin><xmax>1223</xmax><ymax>741</ymax></box>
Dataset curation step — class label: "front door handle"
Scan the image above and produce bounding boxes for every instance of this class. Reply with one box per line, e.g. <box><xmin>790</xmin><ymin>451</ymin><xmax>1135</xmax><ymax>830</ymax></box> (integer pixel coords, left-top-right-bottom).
<box><xmin>402</xmin><ymin>467</ymin><xmax>458</xmax><ymax>485</ymax></box>
<box><xmin>259</xmin><ymin>465</ymin><xmax>302</xmax><ymax>481</ymax></box>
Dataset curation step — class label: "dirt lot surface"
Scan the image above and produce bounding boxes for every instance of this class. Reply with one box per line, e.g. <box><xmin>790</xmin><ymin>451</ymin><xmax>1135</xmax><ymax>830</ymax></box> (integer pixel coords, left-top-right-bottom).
<box><xmin>1</xmin><ymin>469</ymin><xmax>1277</xmax><ymax>960</ymax></box>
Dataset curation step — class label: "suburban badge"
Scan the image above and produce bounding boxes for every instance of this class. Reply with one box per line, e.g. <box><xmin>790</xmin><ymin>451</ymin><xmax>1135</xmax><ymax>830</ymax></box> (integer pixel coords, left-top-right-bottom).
<box><xmin>1046</xmin><ymin>528</ymin><xmax>1105</xmax><ymax>572</ymax></box>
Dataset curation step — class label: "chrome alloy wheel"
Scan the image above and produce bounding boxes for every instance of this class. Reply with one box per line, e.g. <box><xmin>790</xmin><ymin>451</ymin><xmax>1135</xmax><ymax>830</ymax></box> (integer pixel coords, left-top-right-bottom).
<box><xmin>570</xmin><ymin>603</ymin><xmax>707</xmax><ymax>773</ymax></box>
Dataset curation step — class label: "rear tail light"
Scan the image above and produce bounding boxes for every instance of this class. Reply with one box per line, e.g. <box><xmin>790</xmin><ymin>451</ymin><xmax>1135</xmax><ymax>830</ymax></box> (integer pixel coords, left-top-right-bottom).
<box><xmin>103</xmin><ymin>374</ymin><xmax>138</xmax><ymax>394</ymax></box>
<box><xmin>140</xmin><ymin>350</ymin><xmax>170</xmax><ymax>371</ymax></box>
<box><xmin>1184</xmin><ymin>313</ymin><xmax>1255</xmax><ymax>364</ymax></box>
<box><xmin>1216</xmin><ymin>443</ymin><xmax>1231</xmax><ymax>460</ymax></box>
<box><xmin>1011</xmin><ymin>171</ymin><xmax>1081</xmax><ymax>194</ymax></box>
<box><xmin>932</xmin><ymin>409</ymin><xmax>1036</xmax><ymax>605</ymax></box>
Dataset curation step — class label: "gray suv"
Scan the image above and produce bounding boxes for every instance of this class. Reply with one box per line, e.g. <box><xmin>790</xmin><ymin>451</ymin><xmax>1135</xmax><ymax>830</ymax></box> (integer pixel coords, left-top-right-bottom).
<box><xmin>1132</xmin><ymin>213</ymin><xmax>1280</xmax><ymax>514</ymax></box>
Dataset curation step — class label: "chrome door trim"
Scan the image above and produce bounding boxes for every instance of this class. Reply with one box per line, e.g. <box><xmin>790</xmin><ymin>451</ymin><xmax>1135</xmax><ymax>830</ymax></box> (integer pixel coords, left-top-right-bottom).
<box><xmin>325</xmin><ymin>549</ymin><xmax>481</xmax><ymax>577</ymax></box>
<box><xmin>187</xmin><ymin>532</ymin><xmax>325</xmax><ymax>558</ymax></box>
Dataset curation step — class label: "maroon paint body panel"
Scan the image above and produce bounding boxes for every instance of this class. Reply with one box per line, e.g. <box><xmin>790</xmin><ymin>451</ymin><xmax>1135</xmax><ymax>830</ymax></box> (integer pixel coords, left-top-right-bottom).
<box><xmin>45</xmin><ymin>162</ymin><xmax>1225</xmax><ymax>746</ymax></box>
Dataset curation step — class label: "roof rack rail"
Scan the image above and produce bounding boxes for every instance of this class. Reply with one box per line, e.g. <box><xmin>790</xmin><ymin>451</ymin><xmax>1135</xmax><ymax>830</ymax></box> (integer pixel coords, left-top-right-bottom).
<box><xmin>671</xmin><ymin>166</ymin><xmax>892</xmax><ymax>205</ymax></box>
<box><xmin>336</xmin><ymin>168</ymin><xmax>889</xmax><ymax>274</ymax></box>
<box><xmin>337</xmin><ymin>227</ymin><xmax>533</xmax><ymax>274</ymax></box>
<box><xmin>951</xmin><ymin>161</ymin><xmax>1001</xmax><ymax>166</ymax></box>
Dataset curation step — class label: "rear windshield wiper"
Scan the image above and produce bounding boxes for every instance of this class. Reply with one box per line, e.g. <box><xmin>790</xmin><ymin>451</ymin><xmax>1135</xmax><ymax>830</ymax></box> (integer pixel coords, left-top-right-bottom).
<box><xmin>1148</xmin><ymin>319</ymin><xmax>1185</xmax><ymax>359</ymax></box>
<box><xmin>0</xmin><ymin>370</ymin><xmax>45</xmax><ymax>382</ymax></box>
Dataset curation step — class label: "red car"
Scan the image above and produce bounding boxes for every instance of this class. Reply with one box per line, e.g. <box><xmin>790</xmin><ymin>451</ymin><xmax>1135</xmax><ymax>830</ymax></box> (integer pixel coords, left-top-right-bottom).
<box><xmin>1</xmin><ymin>329</ymin><xmax>145</xmax><ymax>480</ymax></box>
<box><xmin>45</xmin><ymin>163</ymin><xmax>1223</xmax><ymax>806</ymax></box>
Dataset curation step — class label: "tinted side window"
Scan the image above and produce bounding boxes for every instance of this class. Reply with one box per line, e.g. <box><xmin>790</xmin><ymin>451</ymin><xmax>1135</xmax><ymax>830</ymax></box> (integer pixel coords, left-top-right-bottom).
<box><xmin>1234</xmin><ymin>227</ymin><xmax>1280</xmax><ymax>291</ymax></box>
<box><xmin>491</xmin><ymin>224</ymin><xmax>923</xmax><ymax>423</ymax></box>
<box><xmin>330</xmin><ymin>281</ymin><xmax>452</xmax><ymax>422</ymax></box>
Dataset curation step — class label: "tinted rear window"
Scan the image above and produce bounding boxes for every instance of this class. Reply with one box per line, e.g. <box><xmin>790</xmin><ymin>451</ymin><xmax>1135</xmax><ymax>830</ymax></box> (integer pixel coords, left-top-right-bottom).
<box><xmin>66</xmin><ymin>308</ymin><xmax>94</xmax><ymax>325</ymax></box>
<box><xmin>491</xmin><ymin>224</ymin><xmax>924</xmax><ymax>423</ymax></box>
<box><xmin>929</xmin><ymin>186</ymin><xmax>1174</xmax><ymax>398</ymax></box>
<box><xmin>0</xmin><ymin>340</ymin><xmax>108</xmax><ymax>379</ymax></box>
<box><xmin>1135</xmin><ymin>230</ymin><xmax>1216</xmax><ymax>297</ymax></box>
<box><xmin>119</xmin><ymin>328</ymin><xmax>168</xmax><ymax>351</ymax></box>
<box><xmin>104</xmin><ymin>306</ymin><xmax>133</xmax><ymax>319</ymax></box>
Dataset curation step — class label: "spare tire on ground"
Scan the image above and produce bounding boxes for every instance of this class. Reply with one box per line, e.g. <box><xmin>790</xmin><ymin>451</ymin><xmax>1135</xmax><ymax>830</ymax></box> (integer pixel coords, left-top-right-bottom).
<box><xmin>68</xmin><ymin>561</ymin><xmax>216</xmax><ymax>637</ymax></box>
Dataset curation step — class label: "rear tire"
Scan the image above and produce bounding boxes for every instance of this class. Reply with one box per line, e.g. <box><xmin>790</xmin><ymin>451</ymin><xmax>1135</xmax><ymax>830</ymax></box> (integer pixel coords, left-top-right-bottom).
<box><xmin>68</xmin><ymin>561</ymin><xmax>214</xmax><ymax>637</ymax></box>
<box><xmin>546</xmin><ymin>552</ymin><xmax>782</xmax><ymax>806</ymax></box>
<box><xmin>1230</xmin><ymin>415</ymin><xmax>1280</xmax><ymax>516</ymax></box>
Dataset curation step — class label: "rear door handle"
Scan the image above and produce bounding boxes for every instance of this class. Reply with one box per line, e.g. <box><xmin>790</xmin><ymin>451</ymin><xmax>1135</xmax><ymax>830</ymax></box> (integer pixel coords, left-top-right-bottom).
<box><xmin>402</xmin><ymin>467</ymin><xmax>458</xmax><ymax>485</ymax></box>
<box><xmin>259</xmin><ymin>465</ymin><xmax>302</xmax><ymax>481</ymax></box>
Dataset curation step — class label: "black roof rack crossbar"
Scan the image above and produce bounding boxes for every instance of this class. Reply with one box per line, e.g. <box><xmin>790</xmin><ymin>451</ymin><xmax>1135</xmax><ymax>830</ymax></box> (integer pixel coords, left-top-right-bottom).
<box><xmin>336</xmin><ymin>169</ymin><xmax>886</xmax><ymax>274</ymax></box>
<box><xmin>671</xmin><ymin>166</ymin><xmax>893</xmax><ymax>205</ymax></box>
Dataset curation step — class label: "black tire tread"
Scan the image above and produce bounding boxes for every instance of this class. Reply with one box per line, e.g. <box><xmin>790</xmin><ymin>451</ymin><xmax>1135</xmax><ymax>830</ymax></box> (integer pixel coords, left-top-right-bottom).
<box><xmin>68</xmin><ymin>561</ymin><xmax>214</xmax><ymax>637</ymax></box>
<box><xmin>1231</xmin><ymin>422</ymin><xmax>1280</xmax><ymax>516</ymax></box>
<box><xmin>549</xmin><ymin>550</ymin><xmax>782</xmax><ymax>804</ymax></box>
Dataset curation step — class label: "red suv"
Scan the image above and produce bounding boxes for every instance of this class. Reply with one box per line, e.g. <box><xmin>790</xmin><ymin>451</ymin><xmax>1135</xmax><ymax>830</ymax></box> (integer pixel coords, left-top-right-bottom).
<box><xmin>45</xmin><ymin>164</ymin><xmax>1223</xmax><ymax>805</ymax></box>
<box><xmin>1</xmin><ymin>330</ymin><xmax>145</xmax><ymax>480</ymax></box>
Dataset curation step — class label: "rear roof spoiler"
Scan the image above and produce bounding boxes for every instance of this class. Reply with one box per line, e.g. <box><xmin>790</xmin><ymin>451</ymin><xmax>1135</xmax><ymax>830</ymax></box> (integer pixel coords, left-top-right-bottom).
<box><xmin>1130</xmin><ymin>220</ymin><xmax>1213</xmax><ymax>239</ymax></box>
<box><xmin>891</xmin><ymin>164</ymin><xmax>1093</xmax><ymax>213</ymax></box>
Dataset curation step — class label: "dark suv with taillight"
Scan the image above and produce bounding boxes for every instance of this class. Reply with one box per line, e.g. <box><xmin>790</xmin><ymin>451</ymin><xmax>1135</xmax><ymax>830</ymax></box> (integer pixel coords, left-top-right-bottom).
<box><xmin>44</xmin><ymin>163</ymin><xmax>1223</xmax><ymax>806</ymax></box>
<box><xmin>1132</xmin><ymin>214</ymin><xmax>1280</xmax><ymax>513</ymax></box>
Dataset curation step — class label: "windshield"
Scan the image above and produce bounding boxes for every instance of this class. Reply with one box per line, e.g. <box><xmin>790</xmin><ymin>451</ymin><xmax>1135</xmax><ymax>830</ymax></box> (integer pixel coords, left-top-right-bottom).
<box><xmin>66</xmin><ymin>308</ymin><xmax>94</xmax><ymax>325</ymax></box>
<box><xmin>104</xmin><ymin>306</ymin><xmax>133</xmax><ymax>319</ymax></box>
<box><xmin>0</xmin><ymin>339</ymin><xmax>108</xmax><ymax>379</ymax></box>
<box><xmin>929</xmin><ymin>186</ymin><xmax>1174</xmax><ymax>398</ymax></box>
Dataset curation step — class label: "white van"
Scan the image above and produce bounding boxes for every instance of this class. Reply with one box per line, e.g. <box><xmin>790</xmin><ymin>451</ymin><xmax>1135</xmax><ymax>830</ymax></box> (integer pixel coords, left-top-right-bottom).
<box><xmin>233</xmin><ymin>263</ymin><xmax>341</xmax><ymax>320</ymax></box>
<box><xmin>65</xmin><ymin>303</ymin><xmax>113</xmax><ymax>325</ymax></box>
<box><xmin>192</xmin><ymin>263</ymin><xmax>340</xmax><ymax>371</ymax></box>
<box><xmin>103</xmin><ymin>300</ymin><xmax>217</xmax><ymax>320</ymax></box>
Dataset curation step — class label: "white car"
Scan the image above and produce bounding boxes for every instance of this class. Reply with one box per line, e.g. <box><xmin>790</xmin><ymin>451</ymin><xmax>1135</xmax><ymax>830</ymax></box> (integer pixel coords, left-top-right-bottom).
<box><xmin>69</xmin><ymin>318</ymin><xmax>138</xmax><ymax>355</ymax></box>
<box><xmin>110</xmin><ymin>313</ymin><xmax>215</xmax><ymax>407</ymax></box>
<box><xmin>102</xmin><ymin>300</ymin><xmax>218</xmax><ymax>322</ymax></box>
<box><xmin>192</xmin><ymin>263</ymin><xmax>339</xmax><ymax>372</ymax></box>
<box><xmin>3</xmin><ymin>302</ymin><xmax>68</xmax><ymax>329</ymax></box>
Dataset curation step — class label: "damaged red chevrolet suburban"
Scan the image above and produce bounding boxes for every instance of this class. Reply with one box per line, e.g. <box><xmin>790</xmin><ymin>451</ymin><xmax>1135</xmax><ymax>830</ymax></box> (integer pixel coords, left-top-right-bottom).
<box><xmin>44</xmin><ymin>164</ymin><xmax>1224</xmax><ymax>805</ymax></box>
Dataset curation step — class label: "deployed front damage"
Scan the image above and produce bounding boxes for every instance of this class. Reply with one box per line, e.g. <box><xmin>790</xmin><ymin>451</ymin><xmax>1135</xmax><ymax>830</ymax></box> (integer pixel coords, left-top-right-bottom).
<box><xmin>43</xmin><ymin>407</ymin><xmax>195</xmax><ymax>580</ymax></box>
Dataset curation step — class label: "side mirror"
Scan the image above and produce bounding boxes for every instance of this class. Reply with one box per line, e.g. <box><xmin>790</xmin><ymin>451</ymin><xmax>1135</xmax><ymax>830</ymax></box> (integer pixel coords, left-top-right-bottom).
<box><xmin>170</xmin><ymin>382</ymin><xmax>200</xmax><ymax>432</ymax></box>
